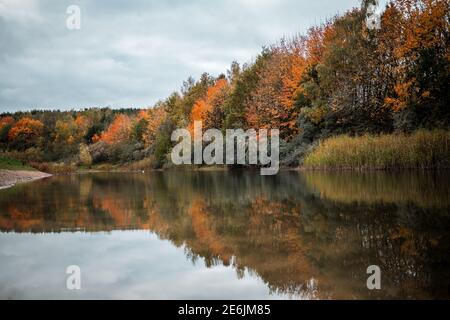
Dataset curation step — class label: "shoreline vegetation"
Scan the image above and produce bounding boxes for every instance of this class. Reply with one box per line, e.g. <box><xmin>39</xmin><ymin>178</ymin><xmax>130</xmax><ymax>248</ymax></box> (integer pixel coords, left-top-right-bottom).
<box><xmin>304</xmin><ymin>130</ymin><xmax>450</xmax><ymax>170</ymax></box>
<box><xmin>0</xmin><ymin>0</ymin><xmax>449</xmax><ymax>175</ymax></box>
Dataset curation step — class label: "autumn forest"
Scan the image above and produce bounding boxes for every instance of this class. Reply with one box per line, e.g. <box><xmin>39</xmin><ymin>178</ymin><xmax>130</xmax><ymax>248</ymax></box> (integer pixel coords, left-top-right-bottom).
<box><xmin>1</xmin><ymin>0</ymin><xmax>449</xmax><ymax>172</ymax></box>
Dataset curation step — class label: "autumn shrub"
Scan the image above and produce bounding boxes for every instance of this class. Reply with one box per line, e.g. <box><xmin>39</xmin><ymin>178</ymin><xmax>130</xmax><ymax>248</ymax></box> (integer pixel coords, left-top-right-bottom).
<box><xmin>88</xmin><ymin>140</ymin><xmax>144</xmax><ymax>164</ymax></box>
<box><xmin>29</xmin><ymin>162</ymin><xmax>76</xmax><ymax>174</ymax></box>
<box><xmin>304</xmin><ymin>130</ymin><xmax>450</xmax><ymax>169</ymax></box>
<box><xmin>89</xmin><ymin>141</ymin><xmax>109</xmax><ymax>163</ymax></box>
<box><xmin>78</xmin><ymin>144</ymin><xmax>93</xmax><ymax>166</ymax></box>
<box><xmin>108</xmin><ymin>142</ymin><xmax>144</xmax><ymax>163</ymax></box>
<box><xmin>51</xmin><ymin>142</ymin><xmax>79</xmax><ymax>161</ymax></box>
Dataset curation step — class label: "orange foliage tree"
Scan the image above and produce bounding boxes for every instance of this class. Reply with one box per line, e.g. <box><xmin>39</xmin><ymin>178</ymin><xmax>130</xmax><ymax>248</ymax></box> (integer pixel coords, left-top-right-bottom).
<box><xmin>139</xmin><ymin>106</ymin><xmax>167</xmax><ymax>147</ymax></box>
<box><xmin>0</xmin><ymin>116</ymin><xmax>15</xmax><ymax>143</ymax></box>
<box><xmin>54</xmin><ymin>115</ymin><xmax>92</xmax><ymax>145</ymax></box>
<box><xmin>8</xmin><ymin>117</ymin><xmax>44</xmax><ymax>149</ymax></box>
<box><xmin>246</xmin><ymin>37</ymin><xmax>306</xmax><ymax>139</ymax></box>
<box><xmin>0</xmin><ymin>116</ymin><xmax>14</xmax><ymax>129</ymax></box>
<box><xmin>98</xmin><ymin>114</ymin><xmax>133</xmax><ymax>144</ymax></box>
<box><xmin>75</xmin><ymin>115</ymin><xmax>92</xmax><ymax>137</ymax></box>
<box><xmin>188</xmin><ymin>78</ymin><xmax>230</xmax><ymax>133</ymax></box>
<box><xmin>383</xmin><ymin>0</ymin><xmax>450</xmax><ymax>113</ymax></box>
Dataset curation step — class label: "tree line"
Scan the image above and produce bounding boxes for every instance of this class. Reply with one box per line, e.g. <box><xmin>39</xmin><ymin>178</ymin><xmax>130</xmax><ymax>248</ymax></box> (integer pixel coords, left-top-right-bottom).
<box><xmin>0</xmin><ymin>0</ymin><xmax>448</xmax><ymax>169</ymax></box>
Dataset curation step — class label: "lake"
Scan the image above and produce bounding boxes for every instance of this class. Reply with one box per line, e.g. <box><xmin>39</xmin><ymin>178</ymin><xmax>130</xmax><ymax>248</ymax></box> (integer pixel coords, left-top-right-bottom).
<box><xmin>0</xmin><ymin>170</ymin><xmax>449</xmax><ymax>299</ymax></box>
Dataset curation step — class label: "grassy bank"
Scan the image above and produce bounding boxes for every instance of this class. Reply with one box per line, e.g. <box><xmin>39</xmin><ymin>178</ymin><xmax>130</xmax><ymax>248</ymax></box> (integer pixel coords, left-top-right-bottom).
<box><xmin>303</xmin><ymin>130</ymin><xmax>450</xmax><ymax>170</ymax></box>
<box><xmin>0</xmin><ymin>156</ymin><xmax>36</xmax><ymax>171</ymax></box>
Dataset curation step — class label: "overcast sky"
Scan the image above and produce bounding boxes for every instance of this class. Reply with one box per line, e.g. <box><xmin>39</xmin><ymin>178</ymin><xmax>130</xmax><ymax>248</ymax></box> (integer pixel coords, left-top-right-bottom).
<box><xmin>0</xmin><ymin>0</ymin><xmax>387</xmax><ymax>112</ymax></box>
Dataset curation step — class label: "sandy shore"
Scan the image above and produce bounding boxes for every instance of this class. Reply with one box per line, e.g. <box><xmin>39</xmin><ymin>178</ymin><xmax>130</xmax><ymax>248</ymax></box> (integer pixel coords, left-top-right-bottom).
<box><xmin>0</xmin><ymin>170</ymin><xmax>52</xmax><ymax>189</ymax></box>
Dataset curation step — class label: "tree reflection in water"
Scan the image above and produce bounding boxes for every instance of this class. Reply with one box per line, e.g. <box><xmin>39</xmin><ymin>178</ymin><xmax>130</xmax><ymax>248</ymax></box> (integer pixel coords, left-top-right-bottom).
<box><xmin>0</xmin><ymin>170</ymin><xmax>449</xmax><ymax>299</ymax></box>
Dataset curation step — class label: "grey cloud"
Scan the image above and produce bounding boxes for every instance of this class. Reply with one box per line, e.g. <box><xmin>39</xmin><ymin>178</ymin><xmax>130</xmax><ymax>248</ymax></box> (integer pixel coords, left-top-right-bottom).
<box><xmin>0</xmin><ymin>0</ymin><xmax>369</xmax><ymax>112</ymax></box>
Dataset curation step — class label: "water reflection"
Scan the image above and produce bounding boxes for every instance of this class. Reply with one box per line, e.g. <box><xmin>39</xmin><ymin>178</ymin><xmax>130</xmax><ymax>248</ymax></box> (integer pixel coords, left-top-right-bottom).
<box><xmin>0</xmin><ymin>171</ymin><xmax>449</xmax><ymax>299</ymax></box>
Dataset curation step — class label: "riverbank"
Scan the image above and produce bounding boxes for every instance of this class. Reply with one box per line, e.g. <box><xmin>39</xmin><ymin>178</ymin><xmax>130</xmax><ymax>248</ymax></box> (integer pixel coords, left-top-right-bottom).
<box><xmin>3</xmin><ymin>130</ymin><xmax>450</xmax><ymax>175</ymax></box>
<box><xmin>0</xmin><ymin>169</ymin><xmax>52</xmax><ymax>189</ymax></box>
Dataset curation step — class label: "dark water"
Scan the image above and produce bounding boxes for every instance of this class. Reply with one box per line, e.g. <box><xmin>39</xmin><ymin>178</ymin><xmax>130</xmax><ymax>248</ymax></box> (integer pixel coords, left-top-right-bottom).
<box><xmin>0</xmin><ymin>171</ymin><xmax>449</xmax><ymax>299</ymax></box>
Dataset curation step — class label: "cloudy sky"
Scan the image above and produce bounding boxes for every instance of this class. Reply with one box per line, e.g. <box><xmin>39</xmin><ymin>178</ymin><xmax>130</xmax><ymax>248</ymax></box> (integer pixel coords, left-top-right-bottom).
<box><xmin>0</xmin><ymin>0</ymin><xmax>386</xmax><ymax>112</ymax></box>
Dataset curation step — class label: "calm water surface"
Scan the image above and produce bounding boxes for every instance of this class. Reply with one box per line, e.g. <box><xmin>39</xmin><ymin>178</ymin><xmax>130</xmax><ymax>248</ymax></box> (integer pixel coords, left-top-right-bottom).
<box><xmin>0</xmin><ymin>171</ymin><xmax>449</xmax><ymax>299</ymax></box>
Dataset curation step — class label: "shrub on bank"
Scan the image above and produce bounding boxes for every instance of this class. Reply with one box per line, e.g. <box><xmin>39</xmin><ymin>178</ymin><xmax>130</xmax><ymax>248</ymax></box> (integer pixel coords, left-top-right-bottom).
<box><xmin>303</xmin><ymin>130</ymin><xmax>450</xmax><ymax>170</ymax></box>
<box><xmin>29</xmin><ymin>162</ymin><xmax>76</xmax><ymax>174</ymax></box>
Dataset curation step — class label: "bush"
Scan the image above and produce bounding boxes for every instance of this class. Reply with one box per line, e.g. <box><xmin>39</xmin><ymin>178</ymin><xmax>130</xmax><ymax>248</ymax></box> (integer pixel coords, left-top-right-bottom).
<box><xmin>88</xmin><ymin>141</ymin><xmax>144</xmax><ymax>164</ymax></box>
<box><xmin>89</xmin><ymin>141</ymin><xmax>109</xmax><ymax>164</ymax></box>
<box><xmin>78</xmin><ymin>144</ymin><xmax>93</xmax><ymax>166</ymax></box>
<box><xmin>29</xmin><ymin>162</ymin><xmax>76</xmax><ymax>174</ymax></box>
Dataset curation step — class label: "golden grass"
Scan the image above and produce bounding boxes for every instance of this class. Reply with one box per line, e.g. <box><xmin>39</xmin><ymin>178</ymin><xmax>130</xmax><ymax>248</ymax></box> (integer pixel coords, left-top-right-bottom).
<box><xmin>303</xmin><ymin>130</ymin><xmax>450</xmax><ymax>170</ymax></box>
